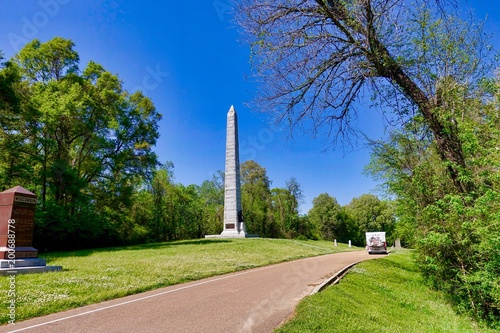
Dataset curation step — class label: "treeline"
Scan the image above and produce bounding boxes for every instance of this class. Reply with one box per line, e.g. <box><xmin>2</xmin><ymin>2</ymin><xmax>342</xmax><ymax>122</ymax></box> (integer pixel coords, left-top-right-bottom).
<box><xmin>308</xmin><ymin>193</ymin><xmax>396</xmax><ymax>246</ymax></box>
<box><xmin>81</xmin><ymin>158</ymin><xmax>396</xmax><ymax>247</ymax></box>
<box><xmin>0</xmin><ymin>36</ymin><xmax>303</xmax><ymax>248</ymax></box>
<box><xmin>137</xmin><ymin>159</ymin><xmax>396</xmax><ymax>245</ymax></box>
<box><xmin>128</xmin><ymin>160</ymin><xmax>311</xmax><ymax>244</ymax></box>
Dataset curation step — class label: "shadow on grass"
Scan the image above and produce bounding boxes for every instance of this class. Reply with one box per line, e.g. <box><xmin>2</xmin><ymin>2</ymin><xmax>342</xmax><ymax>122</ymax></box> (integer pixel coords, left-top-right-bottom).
<box><xmin>42</xmin><ymin>238</ymin><xmax>232</xmax><ymax>259</ymax></box>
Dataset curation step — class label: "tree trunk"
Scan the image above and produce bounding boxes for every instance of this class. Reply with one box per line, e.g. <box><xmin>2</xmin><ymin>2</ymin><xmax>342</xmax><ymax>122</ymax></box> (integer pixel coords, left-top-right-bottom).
<box><xmin>316</xmin><ymin>0</ymin><xmax>474</xmax><ymax>195</ymax></box>
<box><xmin>367</xmin><ymin>41</ymin><xmax>472</xmax><ymax>194</ymax></box>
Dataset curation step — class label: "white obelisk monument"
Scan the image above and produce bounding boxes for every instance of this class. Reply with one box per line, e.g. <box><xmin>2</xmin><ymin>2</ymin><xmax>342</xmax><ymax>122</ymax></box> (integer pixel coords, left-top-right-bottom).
<box><xmin>220</xmin><ymin>105</ymin><xmax>247</xmax><ymax>237</ymax></box>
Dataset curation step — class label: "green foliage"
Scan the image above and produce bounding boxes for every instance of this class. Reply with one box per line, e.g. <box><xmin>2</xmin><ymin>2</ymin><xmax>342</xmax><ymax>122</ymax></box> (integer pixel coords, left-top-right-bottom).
<box><xmin>345</xmin><ymin>194</ymin><xmax>397</xmax><ymax>245</ymax></box>
<box><xmin>308</xmin><ymin>193</ymin><xmax>396</xmax><ymax>246</ymax></box>
<box><xmin>368</xmin><ymin>74</ymin><xmax>500</xmax><ymax>326</ymax></box>
<box><xmin>241</xmin><ymin>160</ymin><xmax>273</xmax><ymax>236</ymax></box>
<box><xmin>270</xmin><ymin>187</ymin><xmax>301</xmax><ymax>238</ymax></box>
<box><xmin>16</xmin><ymin>37</ymin><xmax>79</xmax><ymax>82</ymax></box>
<box><xmin>198</xmin><ymin>171</ymin><xmax>225</xmax><ymax>236</ymax></box>
<box><xmin>0</xmin><ymin>38</ymin><xmax>162</xmax><ymax>250</ymax></box>
<box><xmin>308</xmin><ymin>193</ymin><xmax>343</xmax><ymax>241</ymax></box>
<box><xmin>415</xmin><ymin>192</ymin><xmax>500</xmax><ymax>325</ymax></box>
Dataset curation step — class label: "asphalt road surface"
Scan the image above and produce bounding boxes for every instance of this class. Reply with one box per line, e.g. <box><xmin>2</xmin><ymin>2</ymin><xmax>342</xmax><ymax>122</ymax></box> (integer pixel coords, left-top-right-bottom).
<box><xmin>2</xmin><ymin>250</ymin><xmax>381</xmax><ymax>333</ymax></box>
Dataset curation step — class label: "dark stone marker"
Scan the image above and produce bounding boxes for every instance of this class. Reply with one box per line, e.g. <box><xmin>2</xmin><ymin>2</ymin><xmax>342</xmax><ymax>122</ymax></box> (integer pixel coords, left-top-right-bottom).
<box><xmin>0</xmin><ymin>186</ymin><xmax>38</xmax><ymax>259</ymax></box>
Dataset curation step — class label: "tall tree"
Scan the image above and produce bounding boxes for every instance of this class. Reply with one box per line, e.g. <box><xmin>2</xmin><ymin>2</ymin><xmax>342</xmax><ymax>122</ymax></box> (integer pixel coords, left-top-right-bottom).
<box><xmin>270</xmin><ymin>177</ymin><xmax>305</xmax><ymax>238</ymax></box>
<box><xmin>236</xmin><ymin>0</ymin><xmax>493</xmax><ymax>195</ymax></box>
<box><xmin>3</xmin><ymin>37</ymin><xmax>162</xmax><ymax>250</ymax></box>
<box><xmin>286</xmin><ymin>177</ymin><xmax>303</xmax><ymax>213</ymax></box>
<box><xmin>241</xmin><ymin>160</ymin><xmax>272</xmax><ymax>236</ymax></box>
<box><xmin>345</xmin><ymin>194</ymin><xmax>396</xmax><ymax>245</ymax></box>
<box><xmin>307</xmin><ymin>193</ymin><xmax>343</xmax><ymax>241</ymax></box>
<box><xmin>198</xmin><ymin>171</ymin><xmax>225</xmax><ymax>236</ymax></box>
<box><xmin>270</xmin><ymin>188</ymin><xmax>294</xmax><ymax>238</ymax></box>
<box><xmin>150</xmin><ymin>162</ymin><xmax>176</xmax><ymax>241</ymax></box>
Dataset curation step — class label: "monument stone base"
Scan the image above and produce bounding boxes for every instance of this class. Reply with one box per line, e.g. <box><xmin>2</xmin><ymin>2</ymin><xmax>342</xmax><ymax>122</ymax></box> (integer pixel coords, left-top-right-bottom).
<box><xmin>0</xmin><ymin>258</ymin><xmax>62</xmax><ymax>275</ymax></box>
<box><xmin>206</xmin><ymin>231</ymin><xmax>244</xmax><ymax>238</ymax></box>
<box><xmin>205</xmin><ymin>230</ymin><xmax>259</xmax><ymax>239</ymax></box>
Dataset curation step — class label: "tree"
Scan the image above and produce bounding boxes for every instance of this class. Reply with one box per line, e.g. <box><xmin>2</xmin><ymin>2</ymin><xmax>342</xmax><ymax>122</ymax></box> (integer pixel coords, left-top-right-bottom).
<box><xmin>241</xmin><ymin>160</ymin><xmax>272</xmax><ymax>236</ymax></box>
<box><xmin>269</xmin><ymin>177</ymin><xmax>305</xmax><ymax>238</ymax></box>
<box><xmin>286</xmin><ymin>177</ymin><xmax>303</xmax><ymax>211</ymax></box>
<box><xmin>345</xmin><ymin>194</ymin><xmax>396</xmax><ymax>245</ymax></box>
<box><xmin>308</xmin><ymin>193</ymin><xmax>344</xmax><ymax>241</ymax></box>
<box><xmin>198</xmin><ymin>171</ymin><xmax>225</xmax><ymax>236</ymax></box>
<box><xmin>175</xmin><ymin>184</ymin><xmax>204</xmax><ymax>240</ymax></box>
<box><xmin>150</xmin><ymin>162</ymin><xmax>176</xmax><ymax>241</ymax></box>
<box><xmin>2</xmin><ymin>38</ymin><xmax>162</xmax><ymax>250</ymax></box>
<box><xmin>236</xmin><ymin>0</ymin><xmax>493</xmax><ymax>195</ymax></box>
<box><xmin>270</xmin><ymin>188</ymin><xmax>294</xmax><ymax>238</ymax></box>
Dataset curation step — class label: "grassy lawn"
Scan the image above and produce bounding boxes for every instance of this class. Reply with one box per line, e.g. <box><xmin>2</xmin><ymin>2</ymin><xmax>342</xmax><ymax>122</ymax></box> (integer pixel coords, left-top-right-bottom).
<box><xmin>275</xmin><ymin>250</ymin><xmax>496</xmax><ymax>333</ymax></box>
<box><xmin>0</xmin><ymin>238</ymin><xmax>358</xmax><ymax>324</ymax></box>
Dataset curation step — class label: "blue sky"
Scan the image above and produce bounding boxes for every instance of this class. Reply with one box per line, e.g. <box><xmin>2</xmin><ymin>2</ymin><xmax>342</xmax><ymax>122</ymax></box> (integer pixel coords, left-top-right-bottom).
<box><xmin>1</xmin><ymin>1</ymin><xmax>499</xmax><ymax>213</ymax></box>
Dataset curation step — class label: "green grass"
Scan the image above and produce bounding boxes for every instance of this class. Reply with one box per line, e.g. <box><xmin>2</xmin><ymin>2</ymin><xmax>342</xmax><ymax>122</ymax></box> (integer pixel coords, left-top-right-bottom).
<box><xmin>0</xmin><ymin>238</ymin><xmax>358</xmax><ymax>324</ymax></box>
<box><xmin>275</xmin><ymin>250</ymin><xmax>497</xmax><ymax>333</ymax></box>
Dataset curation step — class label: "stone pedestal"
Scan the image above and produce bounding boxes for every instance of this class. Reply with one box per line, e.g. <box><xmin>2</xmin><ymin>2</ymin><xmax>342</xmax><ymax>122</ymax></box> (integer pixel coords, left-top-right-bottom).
<box><xmin>0</xmin><ymin>186</ymin><xmax>61</xmax><ymax>275</ymax></box>
<box><xmin>0</xmin><ymin>258</ymin><xmax>61</xmax><ymax>275</ymax></box>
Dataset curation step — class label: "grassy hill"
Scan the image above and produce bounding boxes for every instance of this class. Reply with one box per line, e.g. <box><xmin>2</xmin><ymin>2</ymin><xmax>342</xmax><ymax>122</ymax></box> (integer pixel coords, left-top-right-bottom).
<box><xmin>275</xmin><ymin>250</ymin><xmax>497</xmax><ymax>333</ymax></box>
<box><xmin>1</xmin><ymin>240</ymin><xmax>494</xmax><ymax>332</ymax></box>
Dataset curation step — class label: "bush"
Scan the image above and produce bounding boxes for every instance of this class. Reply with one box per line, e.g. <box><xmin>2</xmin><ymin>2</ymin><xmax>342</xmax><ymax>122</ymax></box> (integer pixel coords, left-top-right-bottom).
<box><xmin>415</xmin><ymin>192</ymin><xmax>500</xmax><ymax>327</ymax></box>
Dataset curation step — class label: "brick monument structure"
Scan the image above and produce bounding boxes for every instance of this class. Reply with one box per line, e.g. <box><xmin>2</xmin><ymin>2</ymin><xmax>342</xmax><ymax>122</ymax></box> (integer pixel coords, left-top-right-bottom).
<box><xmin>0</xmin><ymin>186</ymin><xmax>61</xmax><ymax>274</ymax></box>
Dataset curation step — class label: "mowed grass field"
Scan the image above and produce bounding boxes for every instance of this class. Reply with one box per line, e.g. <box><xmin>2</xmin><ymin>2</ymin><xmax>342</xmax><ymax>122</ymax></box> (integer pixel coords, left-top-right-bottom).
<box><xmin>0</xmin><ymin>238</ymin><xmax>358</xmax><ymax>324</ymax></box>
<box><xmin>275</xmin><ymin>250</ymin><xmax>497</xmax><ymax>333</ymax></box>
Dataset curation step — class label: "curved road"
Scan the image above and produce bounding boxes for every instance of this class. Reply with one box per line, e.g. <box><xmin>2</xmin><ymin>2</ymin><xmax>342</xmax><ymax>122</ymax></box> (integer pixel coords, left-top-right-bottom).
<box><xmin>2</xmin><ymin>251</ymin><xmax>381</xmax><ymax>333</ymax></box>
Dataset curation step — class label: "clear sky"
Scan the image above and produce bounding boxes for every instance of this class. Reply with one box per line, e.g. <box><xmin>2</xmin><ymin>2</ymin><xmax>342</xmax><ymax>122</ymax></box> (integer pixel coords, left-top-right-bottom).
<box><xmin>1</xmin><ymin>1</ymin><xmax>499</xmax><ymax>213</ymax></box>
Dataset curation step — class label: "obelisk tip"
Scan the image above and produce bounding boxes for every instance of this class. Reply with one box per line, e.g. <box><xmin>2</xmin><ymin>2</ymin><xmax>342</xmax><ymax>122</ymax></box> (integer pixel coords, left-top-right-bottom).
<box><xmin>228</xmin><ymin>105</ymin><xmax>235</xmax><ymax>114</ymax></box>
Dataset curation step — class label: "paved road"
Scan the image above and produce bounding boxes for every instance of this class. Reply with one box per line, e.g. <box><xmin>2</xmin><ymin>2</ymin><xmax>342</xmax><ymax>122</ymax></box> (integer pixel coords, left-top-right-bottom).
<box><xmin>2</xmin><ymin>251</ymin><xmax>380</xmax><ymax>333</ymax></box>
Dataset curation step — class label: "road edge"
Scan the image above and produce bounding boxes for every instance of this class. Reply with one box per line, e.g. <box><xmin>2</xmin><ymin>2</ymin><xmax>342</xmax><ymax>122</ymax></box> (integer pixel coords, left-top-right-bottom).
<box><xmin>311</xmin><ymin>252</ymin><xmax>390</xmax><ymax>295</ymax></box>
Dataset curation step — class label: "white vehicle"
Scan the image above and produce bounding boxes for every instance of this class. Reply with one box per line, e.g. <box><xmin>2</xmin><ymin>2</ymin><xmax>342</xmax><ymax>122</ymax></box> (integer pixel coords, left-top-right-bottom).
<box><xmin>366</xmin><ymin>232</ymin><xmax>388</xmax><ymax>254</ymax></box>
